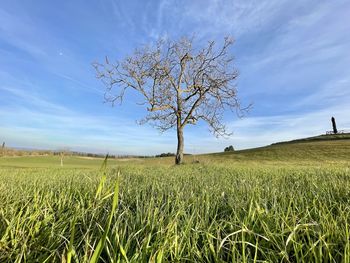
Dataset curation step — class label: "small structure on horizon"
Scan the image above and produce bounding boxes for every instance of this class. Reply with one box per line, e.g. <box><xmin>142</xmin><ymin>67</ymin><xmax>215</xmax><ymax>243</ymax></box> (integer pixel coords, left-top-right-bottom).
<box><xmin>331</xmin><ymin>117</ymin><xmax>338</xmax><ymax>134</ymax></box>
<box><xmin>326</xmin><ymin>117</ymin><xmax>350</xmax><ymax>135</ymax></box>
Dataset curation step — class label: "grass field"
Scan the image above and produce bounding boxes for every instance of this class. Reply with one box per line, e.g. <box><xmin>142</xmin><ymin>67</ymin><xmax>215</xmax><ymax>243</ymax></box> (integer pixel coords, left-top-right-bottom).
<box><xmin>0</xmin><ymin>137</ymin><xmax>349</xmax><ymax>262</ymax></box>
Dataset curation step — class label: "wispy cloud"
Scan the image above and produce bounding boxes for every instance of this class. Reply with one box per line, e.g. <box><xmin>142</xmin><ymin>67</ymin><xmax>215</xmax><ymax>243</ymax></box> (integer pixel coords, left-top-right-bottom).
<box><xmin>0</xmin><ymin>8</ymin><xmax>48</xmax><ymax>59</ymax></box>
<box><xmin>0</xmin><ymin>88</ymin><xmax>176</xmax><ymax>155</ymax></box>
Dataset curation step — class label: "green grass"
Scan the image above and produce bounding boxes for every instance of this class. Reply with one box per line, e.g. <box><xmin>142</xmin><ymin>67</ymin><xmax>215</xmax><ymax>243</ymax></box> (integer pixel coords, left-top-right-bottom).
<box><xmin>0</xmin><ymin>155</ymin><xmax>124</xmax><ymax>169</ymax></box>
<box><xmin>0</xmin><ymin>139</ymin><xmax>350</xmax><ymax>262</ymax></box>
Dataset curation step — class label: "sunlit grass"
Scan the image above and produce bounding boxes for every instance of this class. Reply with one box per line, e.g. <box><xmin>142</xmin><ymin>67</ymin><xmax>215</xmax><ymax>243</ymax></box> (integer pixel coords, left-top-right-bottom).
<box><xmin>1</xmin><ymin>161</ymin><xmax>350</xmax><ymax>262</ymax></box>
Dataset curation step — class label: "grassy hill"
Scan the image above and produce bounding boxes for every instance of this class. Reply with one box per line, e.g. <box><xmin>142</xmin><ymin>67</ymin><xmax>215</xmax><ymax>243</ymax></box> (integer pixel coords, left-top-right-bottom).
<box><xmin>207</xmin><ymin>134</ymin><xmax>350</xmax><ymax>163</ymax></box>
<box><xmin>272</xmin><ymin>132</ymin><xmax>350</xmax><ymax>144</ymax></box>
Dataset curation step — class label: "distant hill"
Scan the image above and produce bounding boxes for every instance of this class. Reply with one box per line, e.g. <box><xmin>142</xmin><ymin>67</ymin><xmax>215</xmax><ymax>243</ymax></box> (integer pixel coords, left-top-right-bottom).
<box><xmin>271</xmin><ymin>133</ymin><xmax>350</xmax><ymax>145</ymax></box>
<box><xmin>210</xmin><ymin>133</ymin><xmax>350</xmax><ymax>162</ymax></box>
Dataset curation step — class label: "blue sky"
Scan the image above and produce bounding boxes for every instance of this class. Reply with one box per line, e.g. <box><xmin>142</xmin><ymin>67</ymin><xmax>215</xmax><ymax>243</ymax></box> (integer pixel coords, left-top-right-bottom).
<box><xmin>0</xmin><ymin>0</ymin><xmax>349</xmax><ymax>155</ymax></box>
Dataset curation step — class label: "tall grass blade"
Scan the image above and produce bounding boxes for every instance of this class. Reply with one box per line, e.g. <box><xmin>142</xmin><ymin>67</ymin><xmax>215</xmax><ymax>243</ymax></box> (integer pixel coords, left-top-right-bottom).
<box><xmin>67</xmin><ymin>216</ymin><xmax>76</xmax><ymax>263</ymax></box>
<box><xmin>90</xmin><ymin>171</ymin><xmax>119</xmax><ymax>263</ymax></box>
<box><xmin>95</xmin><ymin>155</ymin><xmax>109</xmax><ymax>199</ymax></box>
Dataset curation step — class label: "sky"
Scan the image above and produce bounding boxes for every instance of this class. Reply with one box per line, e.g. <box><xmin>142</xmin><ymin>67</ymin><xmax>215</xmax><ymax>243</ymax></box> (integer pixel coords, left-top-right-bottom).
<box><xmin>0</xmin><ymin>0</ymin><xmax>349</xmax><ymax>155</ymax></box>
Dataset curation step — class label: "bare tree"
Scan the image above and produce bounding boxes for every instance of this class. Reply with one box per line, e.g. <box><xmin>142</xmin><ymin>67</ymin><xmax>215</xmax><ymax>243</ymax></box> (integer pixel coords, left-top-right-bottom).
<box><xmin>93</xmin><ymin>37</ymin><xmax>249</xmax><ymax>164</ymax></box>
<box><xmin>0</xmin><ymin>142</ymin><xmax>5</xmax><ymax>157</ymax></box>
<box><xmin>58</xmin><ymin>147</ymin><xmax>70</xmax><ymax>167</ymax></box>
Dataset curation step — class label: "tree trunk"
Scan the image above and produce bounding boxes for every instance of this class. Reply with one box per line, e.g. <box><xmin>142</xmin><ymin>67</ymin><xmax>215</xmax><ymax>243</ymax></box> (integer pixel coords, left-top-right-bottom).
<box><xmin>175</xmin><ymin>126</ymin><xmax>184</xmax><ymax>164</ymax></box>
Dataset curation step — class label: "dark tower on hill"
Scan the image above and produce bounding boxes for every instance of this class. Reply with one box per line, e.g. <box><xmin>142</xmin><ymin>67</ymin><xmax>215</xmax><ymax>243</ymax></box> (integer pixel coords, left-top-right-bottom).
<box><xmin>331</xmin><ymin>117</ymin><xmax>338</xmax><ymax>134</ymax></box>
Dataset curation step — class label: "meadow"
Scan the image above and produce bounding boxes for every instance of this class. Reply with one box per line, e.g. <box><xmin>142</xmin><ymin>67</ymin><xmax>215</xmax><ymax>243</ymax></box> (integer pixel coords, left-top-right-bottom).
<box><xmin>0</xmin><ymin>139</ymin><xmax>350</xmax><ymax>262</ymax></box>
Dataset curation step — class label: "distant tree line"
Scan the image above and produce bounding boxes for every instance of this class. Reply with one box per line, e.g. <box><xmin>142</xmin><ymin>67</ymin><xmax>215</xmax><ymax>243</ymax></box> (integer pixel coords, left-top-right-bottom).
<box><xmin>155</xmin><ymin>152</ymin><xmax>193</xmax><ymax>158</ymax></box>
<box><xmin>0</xmin><ymin>142</ymin><xmax>193</xmax><ymax>159</ymax></box>
<box><xmin>0</xmin><ymin>146</ymin><xmax>156</xmax><ymax>159</ymax></box>
<box><xmin>52</xmin><ymin>151</ymin><xmax>117</xmax><ymax>159</ymax></box>
<box><xmin>155</xmin><ymin>152</ymin><xmax>176</xmax><ymax>158</ymax></box>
